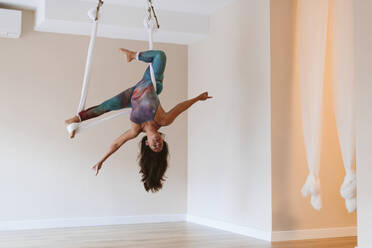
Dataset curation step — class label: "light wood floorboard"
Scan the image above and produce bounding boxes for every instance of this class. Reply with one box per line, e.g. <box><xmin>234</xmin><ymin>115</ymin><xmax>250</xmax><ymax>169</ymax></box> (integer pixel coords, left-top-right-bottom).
<box><xmin>0</xmin><ymin>222</ymin><xmax>357</xmax><ymax>248</ymax></box>
<box><xmin>272</xmin><ymin>236</ymin><xmax>357</xmax><ymax>248</ymax></box>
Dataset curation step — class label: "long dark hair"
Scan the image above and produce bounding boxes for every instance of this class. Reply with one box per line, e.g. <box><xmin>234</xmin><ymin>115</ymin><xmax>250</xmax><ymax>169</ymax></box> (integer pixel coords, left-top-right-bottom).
<box><xmin>138</xmin><ymin>135</ymin><xmax>169</xmax><ymax>192</ymax></box>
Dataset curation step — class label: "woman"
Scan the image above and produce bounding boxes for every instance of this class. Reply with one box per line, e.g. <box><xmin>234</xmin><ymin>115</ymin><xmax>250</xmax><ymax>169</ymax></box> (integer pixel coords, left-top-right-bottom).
<box><xmin>65</xmin><ymin>49</ymin><xmax>212</xmax><ymax>192</ymax></box>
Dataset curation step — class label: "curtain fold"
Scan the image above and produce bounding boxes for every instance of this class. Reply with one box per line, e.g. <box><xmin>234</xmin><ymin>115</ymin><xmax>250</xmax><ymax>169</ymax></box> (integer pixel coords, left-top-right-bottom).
<box><xmin>329</xmin><ymin>0</ymin><xmax>357</xmax><ymax>213</ymax></box>
<box><xmin>298</xmin><ymin>0</ymin><xmax>329</xmax><ymax>210</ymax></box>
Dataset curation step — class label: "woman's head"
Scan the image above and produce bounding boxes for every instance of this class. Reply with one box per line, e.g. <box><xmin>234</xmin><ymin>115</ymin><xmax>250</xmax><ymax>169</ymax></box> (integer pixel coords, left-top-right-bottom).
<box><xmin>138</xmin><ymin>135</ymin><xmax>169</xmax><ymax>192</ymax></box>
<box><xmin>146</xmin><ymin>131</ymin><xmax>164</xmax><ymax>152</ymax></box>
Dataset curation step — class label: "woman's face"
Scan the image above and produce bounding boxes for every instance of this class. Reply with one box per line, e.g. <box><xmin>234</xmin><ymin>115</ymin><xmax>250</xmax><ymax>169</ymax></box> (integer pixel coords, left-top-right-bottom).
<box><xmin>146</xmin><ymin>133</ymin><xmax>164</xmax><ymax>152</ymax></box>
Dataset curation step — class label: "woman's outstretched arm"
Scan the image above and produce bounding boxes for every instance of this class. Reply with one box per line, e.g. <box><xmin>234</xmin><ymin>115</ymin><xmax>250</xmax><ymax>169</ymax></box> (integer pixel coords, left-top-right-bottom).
<box><xmin>93</xmin><ymin>124</ymin><xmax>141</xmax><ymax>175</ymax></box>
<box><xmin>160</xmin><ymin>92</ymin><xmax>212</xmax><ymax>127</ymax></box>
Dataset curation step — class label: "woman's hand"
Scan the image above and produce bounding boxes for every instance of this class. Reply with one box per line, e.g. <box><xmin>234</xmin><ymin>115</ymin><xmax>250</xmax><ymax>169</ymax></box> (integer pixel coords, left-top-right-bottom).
<box><xmin>92</xmin><ymin>161</ymin><xmax>103</xmax><ymax>176</ymax></box>
<box><xmin>197</xmin><ymin>92</ymin><xmax>213</xmax><ymax>101</ymax></box>
<box><xmin>91</xmin><ymin>128</ymin><xmax>140</xmax><ymax>176</ymax></box>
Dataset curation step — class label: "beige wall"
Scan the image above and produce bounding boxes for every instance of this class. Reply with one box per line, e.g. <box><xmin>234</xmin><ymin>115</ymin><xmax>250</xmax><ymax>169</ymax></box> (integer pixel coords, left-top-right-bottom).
<box><xmin>188</xmin><ymin>0</ymin><xmax>272</xmax><ymax>232</ymax></box>
<box><xmin>271</xmin><ymin>0</ymin><xmax>356</xmax><ymax>231</ymax></box>
<box><xmin>0</xmin><ymin>11</ymin><xmax>188</xmax><ymax>222</ymax></box>
<box><xmin>355</xmin><ymin>0</ymin><xmax>372</xmax><ymax>247</ymax></box>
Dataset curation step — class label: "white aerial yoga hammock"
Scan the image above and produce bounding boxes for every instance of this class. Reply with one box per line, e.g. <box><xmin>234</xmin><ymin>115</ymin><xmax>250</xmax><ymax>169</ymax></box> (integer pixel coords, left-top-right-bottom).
<box><xmin>67</xmin><ymin>0</ymin><xmax>159</xmax><ymax>137</ymax></box>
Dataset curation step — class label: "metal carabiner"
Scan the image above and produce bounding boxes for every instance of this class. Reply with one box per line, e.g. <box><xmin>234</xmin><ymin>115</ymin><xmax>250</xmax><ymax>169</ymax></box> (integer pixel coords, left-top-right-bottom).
<box><xmin>147</xmin><ymin>0</ymin><xmax>160</xmax><ymax>29</ymax></box>
<box><xmin>95</xmin><ymin>0</ymin><xmax>104</xmax><ymax>21</ymax></box>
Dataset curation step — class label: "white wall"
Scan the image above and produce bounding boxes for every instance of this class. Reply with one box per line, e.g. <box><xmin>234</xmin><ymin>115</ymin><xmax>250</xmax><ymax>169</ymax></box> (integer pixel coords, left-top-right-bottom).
<box><xmin>188</xmin><ymin>0</ymin><xmax>271</xmax><ymax>235</ymax></box>
<box><xmin>355</xmin><ymin>0</ymin><xmax>372</xmax><ymax>247</ymax></box>
<box><xmin>0</xmin><ymin>11</ymin><xmax>188</xmax><ymax>228</ymax></box>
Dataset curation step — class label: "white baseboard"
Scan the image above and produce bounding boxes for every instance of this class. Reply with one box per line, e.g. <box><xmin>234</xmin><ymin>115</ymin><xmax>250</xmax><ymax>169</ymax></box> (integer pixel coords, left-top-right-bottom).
<box><xmin>271</xmin><ymin>226</ymin><xmax>357</xmax><ymax>242</ymax></box>
<box><xmin>0</xmin><ymin>214</ymin><xmax>186</xmax><ymax>231</ymax></box>
<box><xmin>186</xmin><ymin>215</ymin><xmax>272</xmax><ymax>241</ymax></box>
<box><xmin>187</xmin><ymin>215</ymin><xmax>356</xmax><ymax>242</ymax></box>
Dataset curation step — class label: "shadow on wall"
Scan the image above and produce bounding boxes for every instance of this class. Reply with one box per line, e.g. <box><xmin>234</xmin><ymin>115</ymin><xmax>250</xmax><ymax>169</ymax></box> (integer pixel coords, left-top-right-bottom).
<box><xmin>270</xmin><ymin>0</ymin><xmax>298</xmax><ymax>230</ymax></box>
<box><xmin>20</xmin><ymin>10</ymin><xmax>35</xmax><ymax>37</ymax></box>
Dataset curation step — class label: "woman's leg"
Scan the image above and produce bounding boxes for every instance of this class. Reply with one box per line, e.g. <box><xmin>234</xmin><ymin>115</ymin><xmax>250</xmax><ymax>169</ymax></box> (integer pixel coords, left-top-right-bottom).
<box><xmin>78</xmin><ymin>87</ymin><xmax>134</xmax><ymax>121</ymax></box>
<box><xmin>65</xmin><ymin>87</ymin><xmax>133</xmax><ymax>139</ymax></box>
<box><xmin>65</xmin><ymin>87</ymin><xmax>134</xmax><ymax>127</ymax></box>
<box><xmin>119</xmin><ymin>49</ymin><xmax>167</xmax><ymax>76</ymax></box>
<box><xmin>119</xmin><ymin>49</ymin><xmax>166</xmax><ymax>94</ymax></box>
<box><xmin>138</xmin><ymin>50</ymin><xmax>166</xmax><ymax>95</ymax></box>
<box><xmin>138</xmin><ymin>50</ymin><xmax>167</xmax><ymax>78</ymax></box>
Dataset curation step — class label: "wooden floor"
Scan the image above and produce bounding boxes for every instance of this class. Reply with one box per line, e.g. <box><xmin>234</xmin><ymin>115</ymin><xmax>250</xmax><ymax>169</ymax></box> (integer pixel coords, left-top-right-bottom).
<box><xmin>0</xmin><ymin>222</ymin><xmax>357</xmax><ymax>248</ymax></box>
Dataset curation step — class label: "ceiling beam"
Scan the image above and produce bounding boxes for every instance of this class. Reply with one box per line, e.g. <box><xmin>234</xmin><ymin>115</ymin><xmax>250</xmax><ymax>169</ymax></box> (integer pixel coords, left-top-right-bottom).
<box><xmin>34</xmin><ymin>0</ymin><xmax>209</xmax><ymax>45</ymax></box>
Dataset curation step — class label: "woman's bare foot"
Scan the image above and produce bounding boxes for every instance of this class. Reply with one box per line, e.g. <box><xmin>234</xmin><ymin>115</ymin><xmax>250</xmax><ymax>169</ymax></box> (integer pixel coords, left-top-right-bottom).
<box><xmin>65</xmin><ymin>116</ymin><xmax>80</xmax><ymax>139</ymax></box>
<box><xmin>119</xmin><ymin>48</ymin><xmax>137</xmax><ymax>62</ymax></box>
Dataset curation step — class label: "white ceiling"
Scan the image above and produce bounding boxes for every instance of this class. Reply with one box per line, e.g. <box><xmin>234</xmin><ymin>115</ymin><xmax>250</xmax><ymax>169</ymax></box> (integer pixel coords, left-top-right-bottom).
<box><xmin>0</xmin><ymin>0</ymin><xmax>234</xmax><ymax>15</ymax></box>
<box><xmin>83</xmin><ymin>0</ymin><xmax>234</xmax><ymax>15</ymax></box>
<box><xmin>0</xmin><ymin>0</ymin><xmax>235</xmax><ymax>44</ymax></box>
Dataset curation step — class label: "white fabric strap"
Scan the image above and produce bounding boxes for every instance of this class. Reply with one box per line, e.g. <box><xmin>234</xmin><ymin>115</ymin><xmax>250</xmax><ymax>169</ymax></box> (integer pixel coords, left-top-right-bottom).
<box><xmin>144</xmin><ymin>12</ymin><xmax>157</xmax><ymax>93</ymax></box>
<box><xmin>149</xmin><ymin>65</ymin><xmax>156</xmax><ymax>92</ymax></box>
<box><xmin>148</xmin><ymin>27</ymin><xmax>157</xmax><ymax>93</ymax></box>
<box><xmin>148</xmin><ymin>24</ymin><xmax>154</xmax><ymax>50</ymax></box>
<box><xmin>75</xmin><ymin>109</ymin><xmax>131</xmax><ymax>135</ymax></box>
<box><xmin>77</xmin><ymin>12</ymin><xmax>99</xmax><ymax>114</ymax></box>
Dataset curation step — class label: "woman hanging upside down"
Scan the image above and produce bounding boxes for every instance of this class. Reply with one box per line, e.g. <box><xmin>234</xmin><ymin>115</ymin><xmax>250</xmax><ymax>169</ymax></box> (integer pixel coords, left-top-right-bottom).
<box><xmin>65</xmin><ymin>49</ymin><xmax>212</xmax><ymax>192</ymax></box>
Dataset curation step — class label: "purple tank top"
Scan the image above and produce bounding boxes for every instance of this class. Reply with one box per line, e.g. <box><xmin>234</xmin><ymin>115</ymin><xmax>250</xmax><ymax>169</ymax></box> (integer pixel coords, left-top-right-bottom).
<box><xmin>130</xmin><ymin>80</ymin><xmax>160</xmax><ymax>124</ymax></box>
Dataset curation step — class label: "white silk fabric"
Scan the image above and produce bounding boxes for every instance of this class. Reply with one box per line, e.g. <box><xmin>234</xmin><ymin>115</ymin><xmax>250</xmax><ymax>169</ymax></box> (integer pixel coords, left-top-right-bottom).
<box><xmin>298</xmin><ymin>0</ymin><xmax>356</xmax><ymax>212</ymax></box>
<box><xmin>329</xmin><ymin>0</ymin><xmax>356</xmax><ymax>213</ymax></box>
<box><xmin>298</xmin><ymin>0</ymin><xmax>329</xmax><ymax>211</ymax></box>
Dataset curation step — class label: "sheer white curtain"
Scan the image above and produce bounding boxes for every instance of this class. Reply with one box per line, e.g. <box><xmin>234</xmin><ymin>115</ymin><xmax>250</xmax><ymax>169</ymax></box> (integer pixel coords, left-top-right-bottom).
<box><xmin>329</xmin><ymin>0</ymin><xmax>356</xmax><ymax>213</ymax></box>
<box><xmin>298</xmin><ymin>0</ymin><xmax>356</xmax><ymax>212</ymax></box>
<box><xmin>298</xmin><ymin>0</ymin><xmax>329</xmax><ymax>211</ymax></box>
